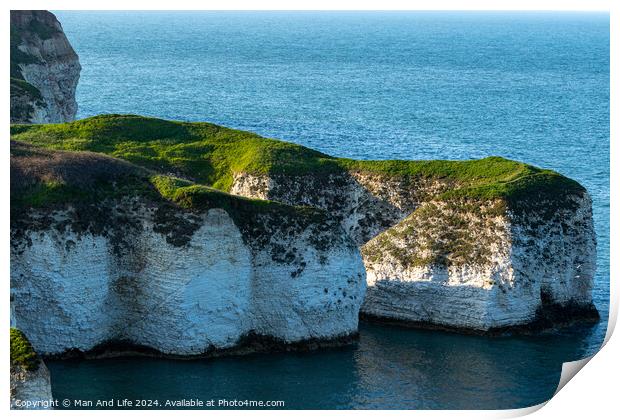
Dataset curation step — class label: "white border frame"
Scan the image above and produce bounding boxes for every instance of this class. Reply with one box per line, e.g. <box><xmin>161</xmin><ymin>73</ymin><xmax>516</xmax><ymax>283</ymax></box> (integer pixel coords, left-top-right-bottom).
<box><xmin>2</xmin><ymin>2</ymin><xmax>615</xmax><ymax>419</ymax></box>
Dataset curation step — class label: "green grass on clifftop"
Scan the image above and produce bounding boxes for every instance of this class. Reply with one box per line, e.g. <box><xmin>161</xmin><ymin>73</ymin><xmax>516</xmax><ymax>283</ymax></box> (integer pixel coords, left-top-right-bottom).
<box><xmin>10</xmin><ymin>328</ymin><xmax>39</xmax><ymax>372</ymax></box>
<box><xmin>10</xmin><ymin>141</ymin><xmax>325</xmax><ymax>237</ymax></box>
<box><xmin>11</xmin><ymin>114</ymin><xmax>340</xmax><ymax>192</ymax></box>
<box><xmin>150</xmin><ymin>174</ymin><xmax>325</xmax><ymax>222</ymax></box>
<box><xmin>11</xmin><ymin>114</ymin><xmax>585</xmax><ymax>204</ymax></box>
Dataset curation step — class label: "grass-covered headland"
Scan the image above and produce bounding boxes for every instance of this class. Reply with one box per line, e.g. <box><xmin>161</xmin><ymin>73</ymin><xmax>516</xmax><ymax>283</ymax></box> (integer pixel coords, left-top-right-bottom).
<box><xmin>10</xmin><ymin>114</ymin><xmax>585</xmax><ymax>212</ymax></box>
<box><xmin>10</xmin><ymin>140</ymin><xmax>330</xmax><ymax>252</ymax></box>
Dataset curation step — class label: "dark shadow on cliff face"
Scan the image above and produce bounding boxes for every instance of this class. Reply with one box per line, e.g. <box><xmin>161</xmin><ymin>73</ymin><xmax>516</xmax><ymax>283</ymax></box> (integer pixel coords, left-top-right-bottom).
<box><xmin>11</xmin><ymin>141</ymin><xmax>146</xmax><ymax>192</ymax></box>
<box><xmin>265</xmin><ymin>171</ymin><xmax>451</xmax><ymax>245</ymax></box>
<box><xmin>360</xmin><ymin>276</ymin><xmax>600</xmax><ymax>336</ymax></box>
<box><xmin>44</xmin><ymin>332</ymin><xmax>359</xmax><ymax>361</ymax></box>
<box><xmin>10</xmin><ymin>141</ymin><xmax>151</xmax><ymax>251</ymax></box>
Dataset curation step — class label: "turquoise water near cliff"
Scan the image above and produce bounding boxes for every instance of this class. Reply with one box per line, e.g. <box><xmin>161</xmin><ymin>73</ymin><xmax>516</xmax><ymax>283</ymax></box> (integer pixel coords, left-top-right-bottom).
<box><xmin>47</xmin><ymin>11</ymin><xmax>609</xmax><ymax>409</ymax></box>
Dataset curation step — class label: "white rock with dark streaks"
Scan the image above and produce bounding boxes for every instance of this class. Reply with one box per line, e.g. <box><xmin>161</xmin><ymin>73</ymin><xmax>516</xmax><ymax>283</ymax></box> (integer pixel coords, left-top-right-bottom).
<box><xmin>231</xmin><ymin>170</ymin><xmax>598</xmax><ymax>331</ymax></box>
<box><xmin>361</xmin><ymin>196</ymin><xmax>597</xmax><ymax>331</ymax></box>
<box><xmin>11</xmin><ymin>205</ymin><xmax>366</xmax><ymax>356</ymax></box>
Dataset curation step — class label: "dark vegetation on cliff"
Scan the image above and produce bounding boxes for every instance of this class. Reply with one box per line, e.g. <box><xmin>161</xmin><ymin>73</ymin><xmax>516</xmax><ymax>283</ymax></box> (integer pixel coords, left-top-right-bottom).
<box><xmin>11</xmin><ymin>114</ymin><xmax>585</xmax><ymax>210</ymax></box>
<box><xmin>10</xmin><ymin>10</ymin><xmax>59</xmax><ymax>122</ymax></box>
<box><xmin>10</xmin><ymin>78</ymin><xmax>45</xmax><ymax>123</ymax></box>
<box><xmin>11</xmin><ymin>141</ymin><xmax>148</xmax><ymax>209</ymax></box>
<box><xmin>11</xmin><ymin>140</ymin><xmax>289</xmax><ymax>213</ymax></box>
<box><xmin>10</xmin><ymin>21</ymin><xmax>43</xmax><ymax>122</ymax></box>
<box><xmin>10</xmin><ymin>328</ymin><xmax>40</xmax><ymax>372</ymax></box>
<box><xmin>362</xmin><ymin>199</ymin><xmax>510</xmax><ymax>269</ymax></box>
<box><xmin>10</xmin><ymin>141</ymin><xmax>338</xmax><ymax>256</ymax></box>
<box><xmin>11</xmin><ymin>10</ymin><xmax>80</xmax><ymax>124</ymax></box>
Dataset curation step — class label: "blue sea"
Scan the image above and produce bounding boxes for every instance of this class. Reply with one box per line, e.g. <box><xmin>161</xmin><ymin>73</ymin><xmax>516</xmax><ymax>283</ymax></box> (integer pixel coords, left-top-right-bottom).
<box><xmin>48</xmin><ymin>11</ymin><xmax>610</xmax><ymax>409</ymax></box>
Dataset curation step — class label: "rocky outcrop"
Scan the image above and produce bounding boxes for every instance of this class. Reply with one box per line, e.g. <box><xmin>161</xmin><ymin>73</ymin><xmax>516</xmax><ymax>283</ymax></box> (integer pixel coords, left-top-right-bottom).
<box><xmin>361</xmin><ymin>197</ymin><xmax>598</xmax><ymax>331</ymax></box>
<box><xmin>231</xmin><ymin>171</ymin><xmax>450</xmax><ymax>245</ymax></box>
<box><xmin>10</xmin><ymin>142</ymin><xmax>366</xmax><ymax>356</ymax></box>
<box><xmin>231</xmin><ymin>165</ymin><xmax>598</xmax><ymax>332</ymax></box>
<box><xmin>10</xmin><ymin>10</ymin><xmax>80</xmax><ymax>123</ymax></box>
<box><xmin>10</xmin><ymin>329</ymin><xmax>53</xmax><ymax>410</ymax></box>
<box><xmin>10</xmin><ymin>115</ymin><xmax>599</xmax><ymax>333</ymax></box>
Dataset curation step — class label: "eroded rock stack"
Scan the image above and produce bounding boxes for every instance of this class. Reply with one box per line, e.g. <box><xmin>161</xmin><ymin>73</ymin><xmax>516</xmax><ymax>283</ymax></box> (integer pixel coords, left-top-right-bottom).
<box><xmin>10</xmin><ymin>10</ymin><xmax>81</xmax><ymax>123</ymax></box>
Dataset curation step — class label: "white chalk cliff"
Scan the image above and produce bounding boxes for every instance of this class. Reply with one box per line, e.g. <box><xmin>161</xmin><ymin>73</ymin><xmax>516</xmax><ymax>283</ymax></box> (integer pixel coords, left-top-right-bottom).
<box><xmin>11</xmin><ymin>204</ymin><xmax>366</xmax><ymax>356</ymax></box>
<box><xmin>231</xmin><ymin>165</ymin><xmax>598</xmax><ymax>332</ymax></box>
<box><xmin>10</xmin><ymin>141</ymin><xmax>366</xmax><ymax>356</ymax></box>
<box><xmin>361</xmin><ymin>196</ymin><xmax>597</xmax><ymax>331</ymax></box>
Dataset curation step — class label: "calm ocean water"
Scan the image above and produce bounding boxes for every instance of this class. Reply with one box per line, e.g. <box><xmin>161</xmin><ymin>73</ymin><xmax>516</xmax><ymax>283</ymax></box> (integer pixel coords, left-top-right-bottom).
<box><xmin>48</xmin><ymin>11</ymin><xmax>610</xmax><ymax>409</ymax></box>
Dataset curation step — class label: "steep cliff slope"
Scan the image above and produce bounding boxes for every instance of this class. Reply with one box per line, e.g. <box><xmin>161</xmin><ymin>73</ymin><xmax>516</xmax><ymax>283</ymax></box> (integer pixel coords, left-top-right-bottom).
<box><xmin>361</xmin><ymin>196</ymin><xmax>597</xmax><ymax>331</ymax></box>
<box><xmin>11</xmin><ymin>115</ymin><xmax>598</xmax><ymax>332</ymax></box>
<box><xmin>10</xmin><ymin>141</ymin><xmax>366</xmax><ymax>355</ymax></box>
<box><xmin>10</xmin><ymin>328</ymin><xmax>53</xmax><ymax>409</ymax></box>
<box><xmin>10</xmin><ymin>10</ymin><xmax>80</xmax><ymax>123</ymax></box>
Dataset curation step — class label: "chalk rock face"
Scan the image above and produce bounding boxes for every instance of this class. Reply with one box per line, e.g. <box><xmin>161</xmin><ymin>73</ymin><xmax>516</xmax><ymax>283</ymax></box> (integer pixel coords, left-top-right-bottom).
<box><xmin>361</xmin><ymin>196</ymin><xmax>597</xmax><ymax>331</ymax></box>
<box><xmin>231</xmin><ymin>170</ymin><xmax>598</xmax><ymax>331</ymax></box>
<box><xmin>10</xmin><ymin>10</ymin><xmax>80</xmax><ymax>123</ymax></box>
<box><xmin>11</xmin><ymin>203</ymin><xmax>365</xmax><ymax>356</ymax></box>
<box><xmin>10</xmin><ymin>143</ymin><xmax>366</xmax><ymax>355</ymax></box>
<box><xmin>10</xmin><ymin>363</ymin><xmax>53</xmax><ymax>410</ymax></box>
